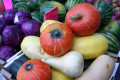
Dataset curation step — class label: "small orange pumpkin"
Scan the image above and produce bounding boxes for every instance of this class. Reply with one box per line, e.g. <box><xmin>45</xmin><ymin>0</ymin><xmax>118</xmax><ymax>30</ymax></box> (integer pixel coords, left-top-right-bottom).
<box><xmin>17</xmin><ymin>59</ymin><xmax>52</xmax><ymax>80</ymax></box>
<box><xmin>40</xmin><ymin>23</ymin><xmax>73</xmax><ymax>56</ymax></box>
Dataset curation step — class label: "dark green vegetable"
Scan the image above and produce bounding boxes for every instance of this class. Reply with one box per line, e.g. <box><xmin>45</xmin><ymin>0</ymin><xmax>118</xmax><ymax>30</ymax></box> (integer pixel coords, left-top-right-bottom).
<box><xmin>101</xmin><ymin>32</ymin><xmax>119</xmax><ymax>53</ymax></box>
<box><xmin>27</xmin><ymin>0</ymin><xmax>49</xmax><ymax>11</ymax></box>
<box><xmin>97</xmin><ymin>20</ymin><xmax>120</xmax><ymax>40</ymax></box>
<box><xmin>13</xmin><ymin>2</ymin><xmax>31</xmax><ymax>13</ymax></box>
<box><xmin>31</xmin><ymin>11</ymin><xmax>43</xmax><ymax>23</ymax></box>
<box><xmin>94</xmin><ymin>1</ymin><xmax>113</xmax><ymax>26</ymax></box>
<box><xmin>40</xmin><ymin>1</ymin><xmax>66</xmax><ymax>22</ymax></box>
<box><xmin>12</xmin><ymin>0</ymin><xmax>29</xmax><ymax>5</ymax></box>
<box><xmin>65</xmin><ymin>0</ymin><xmax>85</xmax><ymax>11</ymax></box>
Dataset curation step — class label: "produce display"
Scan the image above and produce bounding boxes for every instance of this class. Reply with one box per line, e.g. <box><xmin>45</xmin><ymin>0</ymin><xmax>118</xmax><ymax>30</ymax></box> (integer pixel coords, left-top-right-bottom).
<box><xmin>0</xmin><ymin>0</ymin><xmax>119</xmax><ymax>80</ymax></box>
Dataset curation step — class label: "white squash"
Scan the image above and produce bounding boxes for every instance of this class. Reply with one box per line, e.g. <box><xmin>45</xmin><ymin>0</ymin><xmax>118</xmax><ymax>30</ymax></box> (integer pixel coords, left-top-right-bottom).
<box><xmin>42</xmin><ymin>51</ymin><xmax>84</xmax><ymax>78</ymax></box>
<box><xmin>75</xmin><ymin>55</ymin><xmax>115</xmax><ymax>80</ymax></box>
<box><xmin>21</xmin><ymin>36</ymin><xmax>54</xmax><ymax>59</ymax></box>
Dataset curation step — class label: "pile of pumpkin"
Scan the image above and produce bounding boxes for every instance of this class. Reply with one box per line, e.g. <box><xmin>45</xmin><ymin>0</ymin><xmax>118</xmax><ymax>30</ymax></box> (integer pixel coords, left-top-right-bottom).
<box><xmin>16</xmin><ymin>1</ymin><xmax>120</xmax><ymax>80</ymax></box>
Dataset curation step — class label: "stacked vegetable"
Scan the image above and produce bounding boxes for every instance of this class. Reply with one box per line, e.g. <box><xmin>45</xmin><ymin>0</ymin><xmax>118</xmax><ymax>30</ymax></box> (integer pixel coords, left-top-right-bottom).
<box><xmin>0</xmin><ymin>9</ymin><xmax>42</xmax><ymax>61</ymax></box>
<box><xmin>0</xmin><ymin>0</ymin><xmax>119</xmax><ymax>80</ymax></box>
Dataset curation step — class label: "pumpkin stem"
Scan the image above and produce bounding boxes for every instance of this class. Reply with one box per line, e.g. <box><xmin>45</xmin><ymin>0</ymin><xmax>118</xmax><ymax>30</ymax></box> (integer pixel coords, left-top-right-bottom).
<box><xmin>55</xmin><ymin>31</ymin><xmax>60</xmax><ymax>36</ymax></box>
<box><xmin>49</xmin><ymin>28</ymin><xmax>64</xmax><ymax>39</ymax></box>
<box><xmin>25</xmin><ymin>63</ymin><xmax>33</xmax><ymax>71</ymax></box>
<box><xmin>69</xmin><ymin>14</ymin><xmax>83</xmax><ymax>20</ymax></box>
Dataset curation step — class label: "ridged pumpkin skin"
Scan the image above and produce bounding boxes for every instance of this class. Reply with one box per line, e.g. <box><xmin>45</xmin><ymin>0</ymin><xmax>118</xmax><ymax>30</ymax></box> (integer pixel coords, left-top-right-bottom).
<box><xmin>65</xmin><ymin>3</ymin><xmax>101</xmax><ymax>36</ymax></box>
<box><xmin>71</xmin><ymin>33</ymin><xmax>108</xmax><ymax>60</ymax></box>
<box><xmin>40</xmin><ymin>23</ymin><xmax>73</xmax><ymax>56</ymax></box>
<box><xmin>17</xmin><ymin>59</ymin><xmax>52</xmax><ymax>80</ymax></box>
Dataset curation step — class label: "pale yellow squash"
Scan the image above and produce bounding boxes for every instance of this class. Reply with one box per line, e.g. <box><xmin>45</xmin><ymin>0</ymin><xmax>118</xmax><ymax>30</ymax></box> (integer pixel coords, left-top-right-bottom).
<box><xmin>75</xmin><ymin>55</ymin><xmax>115</xmax><ymax>80</ymax></box>
<box><xmin>71</xmin><ymin>33</ymin><xmax>108</xmax><ymax>60</ymax></box>
<box><xmin>40</xmin><ymin>20</ymin><xmax>61</xmax><ymax>33</ymax></box>
<box><xmin>21</xmin><ymin>36</ymin><xmax>53</xmax><ymax>59</ymax></box>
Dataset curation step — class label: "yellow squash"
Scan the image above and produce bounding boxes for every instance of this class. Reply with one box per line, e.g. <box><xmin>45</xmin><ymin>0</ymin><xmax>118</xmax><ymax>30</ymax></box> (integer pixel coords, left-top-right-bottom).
<box><xmin>71</xmin><ymin>33</ymin><xmax>108</xmax><ymax>60</ymax></box>
<box><xmin>40</xmin><ymin>20</ymin><xmax>62</xmax><ymax>33</ymax></box>
<box><xmin>51</xmin><ymin>68</ymin><xmax>74</xmax><ymax>80</ymax></box>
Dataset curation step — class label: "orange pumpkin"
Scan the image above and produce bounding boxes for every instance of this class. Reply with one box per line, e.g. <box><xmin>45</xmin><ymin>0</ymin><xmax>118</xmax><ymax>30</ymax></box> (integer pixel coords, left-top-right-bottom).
<box><xmin>17</xmin><ymin>59</ymin><xmax>52</xmax><ymax>80</ymax></box>
<box><xmin>40</xmin><ymin>23</ymin><xmax>73</xmax><ymax>56</ymax></box>
<box><xmin>65</xmin><ymin>3</ymin><xmax>101</xmax><ymax>36</ymax></box>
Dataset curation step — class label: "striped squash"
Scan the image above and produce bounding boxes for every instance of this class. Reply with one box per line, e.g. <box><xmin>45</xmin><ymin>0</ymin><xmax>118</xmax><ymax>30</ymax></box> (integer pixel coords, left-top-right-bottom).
<box><xmin>101</xmin><ymin>32</ymin><xmax>119</xmax><ymax>54</ymax></box>
<box><xmin>97</xmin><ymin>20</ymin><xmax>120</xmax><ymax>40</ymax></box>
<box><xmin>13</xmin><ymin>2</ymin><xmax>31</xmax><ymax>13</ymax></box>
<box><xmin>31</xmin><ymin>11</ymin><xmax>43</xmax><ymax>23</ymax></box>
<box><xmin>40</xmin><ymin>1</ymin><xmax>66</xmax><ymax>22</ymax></box>
<box><xmin>94</xmin><ymin>1</ymin><xmax>113</xmax><ymax>26</ymax></box>
<box><xmin>65</xmin><ymin>0</ymin><xmax>85</xmax><ymax>11</ymax></box>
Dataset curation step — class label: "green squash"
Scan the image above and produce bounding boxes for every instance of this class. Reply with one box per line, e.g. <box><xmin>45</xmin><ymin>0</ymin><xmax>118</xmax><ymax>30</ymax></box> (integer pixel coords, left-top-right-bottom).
<box><xmin>94</xmin><ymin>1</ymin><xmax>113</xmax><ymax>26</ymax></box>
<box><xmin>101</xmin><ymin>32</ymin><xmax>119</xmax><ymax>54</ymax></box>
<box><xmin>65</xmin><ymin>0</ymin><xmax>85</xmax><ymax>11</ymax></box>
<box><xmin>27</xmin><ymin>0</ymin><xmax>50</xmax><ymax>11</ymax></box>
<box><xmin>97</xmin><ymin>20</ymin><xmax>120</xmax><ymax>40</ymax></box>
<box><xmin>12</xmin><ymin>0</ymin><xmax>29</xmax><ymax>5</ymax></box>
<box><xmin>31</xmin><ymin>11</ymin><xmax>43</xmax><ymax>23</ymax></box>
<box><xmin>13</xmin><ymin>2</ymin><xmax>31</xmax><ymax>13</ymax></box>
<box><xmin>40</xmin><ymin>1</ymin><xmax>66</xmax><ymax>22</ymax></box>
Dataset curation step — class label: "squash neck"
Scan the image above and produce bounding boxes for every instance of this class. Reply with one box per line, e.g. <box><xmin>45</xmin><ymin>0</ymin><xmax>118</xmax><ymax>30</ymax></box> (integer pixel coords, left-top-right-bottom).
<box><xmin>25</xmin><ymin>63</ymin><xmax>33</xmax><ymax>71</ymax></box>
<box><xmin>69</xmin><ymin>14</ymin><xmax>83</xmax><ymax>20</ymax></box>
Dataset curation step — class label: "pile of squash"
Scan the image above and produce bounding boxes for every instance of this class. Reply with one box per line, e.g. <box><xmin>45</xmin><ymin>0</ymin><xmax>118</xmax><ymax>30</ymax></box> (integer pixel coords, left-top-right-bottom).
<box><xmin>16</xmin><ymin>0</ymin><xmax>120</xmax><ymax>80</ymax></box>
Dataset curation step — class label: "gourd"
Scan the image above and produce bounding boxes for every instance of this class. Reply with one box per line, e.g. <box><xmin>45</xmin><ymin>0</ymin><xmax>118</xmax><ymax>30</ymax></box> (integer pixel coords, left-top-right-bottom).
<box><xmin>100</xmin><ymin>32</ymin><xmax>119</xmax><ymax>53</ymax></box>
<box><xmin>71</xmin><ymin>33</ymin><xmax>108</xmax><ymax>60</ymax></box>
<box><xmin>94</xmin><ymin>1</ymin><xmax>113</xmax><ymax>26</ymax></box>
<box><xmin>17</xmin><ymin>59</ymin><xmax>52</xmax><ymax>80</ymax></box>
<box><xmin>65</xmin><ymin>3</ymin><xmax>101</xmax><ymax>36</ymax></box>
<box><xmin>97</xmin><ymin>20</ymin><xmax>120</xmax><ymax>40</ymax></box>
<box><xmin>51</xmin><ymin>68</ymin><xmax>74</xmax><ymax>80</ymax></box>
<box><xmin>42</xmin><ymin>51</ymin><xmax>84</xmax><ymax>78</ymax></box>
<box><xmin>40</xmin><ymin>23</ymin><xmax>73</xmax><ymax>56</ymax></box>
<box><xmin>65</xmin><ymin>0</ymin><xmax>85</xmax><ymax>11</ymax></box>
<box><xmin>13</xmin><ymin>2</ymin><xmax>31</xmax><ymax>13</ymax></box>
<box><xmin>40</xmin><ymin>1</ymin><xmax>66</xmax><ymax>22</ymax></box>
<box><xmin>31</xmin><ymin>11</ymin><xmax>43</xmax><ymax>23</ymax></box>
<box><xmin>75</xmin><ymin>55</ymin><xmax>115</xmax><ymax>80</ymax></box>
<box><xmin>40</xmin><ymin>20</ymin><xmax>61</xmax><ymax>33</ymax></box>
<box><xmin>21</xmin><ymin>36</ymin><xmax>53</xmax><ymax>59</ymax></box>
